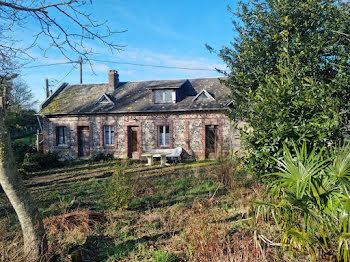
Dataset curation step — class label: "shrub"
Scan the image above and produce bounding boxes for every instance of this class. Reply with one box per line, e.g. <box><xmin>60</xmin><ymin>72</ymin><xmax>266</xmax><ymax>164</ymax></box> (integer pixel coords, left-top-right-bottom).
<box><xmin>239</xmin><ymin>62</ymin><xmax>343</xmax><ymax>177</ymax></box>
<box><xmin>23</xmin><ymin>152</ymin><xmax>61</xmax><ymax>171</ymax></box>
<box><xmin>255</xmin><ymin>141</ymin><xmax>350</xmax><ymax>261</ymax></box>
<box><xmin>214</xmin><ymin>157</ymin><xmax>252</xmax><ymax>192</ymax></box>
<box><xmin>11</xmin><ymin>139</ymin><xmax>36</xmax><ymax>165</ymax></box>
<box><xmin>93</xmin><ymin>153</ymin><xmax>114</xmax><ymax>162</ymax></box>
<box><xmin>105</xmin><ymin>160</ymin><xmax>135</xmax><ymax>210</ymax></box>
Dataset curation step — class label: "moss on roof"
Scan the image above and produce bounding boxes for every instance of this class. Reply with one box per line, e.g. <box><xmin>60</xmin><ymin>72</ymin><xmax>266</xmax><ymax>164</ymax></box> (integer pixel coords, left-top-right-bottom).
<box><xmin>39</xmin><ymin>78</ymin><xmax>230</xmax><ymax>115</ymax></box>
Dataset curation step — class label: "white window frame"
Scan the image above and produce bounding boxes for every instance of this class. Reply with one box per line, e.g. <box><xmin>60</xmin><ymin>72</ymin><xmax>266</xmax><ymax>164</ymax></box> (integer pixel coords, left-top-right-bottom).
<box><xmin>158</xmin><ymin>125</ymin><xmax>170</xmax><ymax>147</ymax></box>
<box><xmin>103</xmin><ymin>125</ymin><xmax>115</xmax><ymax>146</ymax></box>
<box><xmin>154</xmin><ymin>89</ymin><xmax>173</xmax><ymax>103</ymax></box>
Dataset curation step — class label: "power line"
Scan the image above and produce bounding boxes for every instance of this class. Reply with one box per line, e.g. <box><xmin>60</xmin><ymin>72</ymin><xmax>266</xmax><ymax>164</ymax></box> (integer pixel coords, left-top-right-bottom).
<box><xmin>56</xmin><ymin>65</ymin><xmax>76</xmax><ymax>83</ymax></box>
<box><xmin>90</xmin><ymin>59</ymin><xmax>220</xmax><ymax>71</ymax></box>
<box><xmin>21</xmin><ymin>61</ymin><xmax>78</xmax><ymax>69</ymax></box>
<box><xmin>20</xmin><ymin>59</ymin><xmax>222</xmax><ymax>72</ymax></box>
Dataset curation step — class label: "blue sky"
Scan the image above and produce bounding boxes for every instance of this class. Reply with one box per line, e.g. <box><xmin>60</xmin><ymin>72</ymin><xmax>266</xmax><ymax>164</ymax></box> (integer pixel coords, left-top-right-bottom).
<box><xmin>18</xmin><ymin>0</ymin><xmax>237</xmax><ymax>109</ymax></box>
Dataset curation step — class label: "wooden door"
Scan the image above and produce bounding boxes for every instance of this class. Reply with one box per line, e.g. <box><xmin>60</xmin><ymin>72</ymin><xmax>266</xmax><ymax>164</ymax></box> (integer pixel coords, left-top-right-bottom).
<box><xmin>127</xmin><ymin>126</ymin><xmax>139</xmax><ymax>158</ymax></box>
<box><xmin>78</xmin><ymin>126</ymin><xmax>90</xmax><ymax>157</ymax></box>
<box><xmin>205</xmin><ymin>125</ymin><xmax>218</xmax><ymax>159</ymax></box>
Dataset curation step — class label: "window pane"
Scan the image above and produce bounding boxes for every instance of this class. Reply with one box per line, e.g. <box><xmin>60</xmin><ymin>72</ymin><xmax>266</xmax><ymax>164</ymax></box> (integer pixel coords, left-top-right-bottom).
<box><xmin>58</xmin><ymin>128</ymin><xmax>62</xmax><ymax>145</ymax></box>
<box><xmin>198</xmin><ymin>92</ymin><xmax>208</xmax><ymax>99</ymax></box>
<box><xmin>104</xmin><ymin>129</ymin><xmax>109</xmax><ymax>145</ymax></box>
<box><xmin>57</xmin><ymin>126</ymin><xmax>67</xmax><ymax>145</ymax></box>
<box><xmin>110</xmin><ymin>128</ymin><xmax>114</xmax><ymax>145</ymax></box>
<box><xmin>158</xmin><ymin>125</ymin><xmax>170</xmax><ymax>147</ymax></box>
<box><xmin>164</xmin><ymin>90</ymin><xmax>172</xmax><ymax>102</ymax></box>
<box><xmin>63</xmin><ymin>127</ymin><xmax>66</xmax><ymax>144</ymax></box>
<box><xmin>165</xmin><ymin>133</ymin><xmax>170</xmax><ymax>146</ymax></box>
<box><xmin>104</xmin><ymin>126</ymin><xmax>114</xmax><ymax>145</ymax></box>
<box><xmin>158</xmin><ymin>126</ymin><xmax>162</xmax><ymax>147</ymax></box>
<box><xmin>154</xmin><ymin>90</ymin><xmax>163</xmax><ymax>103</ymax></box>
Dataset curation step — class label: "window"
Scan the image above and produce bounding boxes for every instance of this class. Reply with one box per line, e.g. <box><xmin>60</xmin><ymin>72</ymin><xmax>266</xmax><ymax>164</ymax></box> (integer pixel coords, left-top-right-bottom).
<box><xmin>191</xmin><ymin>90</ymin><xmax>215</xmax><ymax>102</ymax></box>
<box><xmin>154</xmin><ymin>89</ymin><xmax>172</xmax><ymax>103</ymax></box>
<box><xmin>158</xmin><ymin>125</ymin><xmax>170</xmax><ymax>147</ymax></box>
<box><xmin>197</xmin><ymin>92</ymin><xmax>209</xmax><ymax>99</ymax></box>
<box><xmin>56</xmin><ymin>126</ymin><xmax>67</xmax><ymax>146</ymax></box>
<box><xmin>104</xmin><ymin>125</ymin><xmax>115</xmax><ymax>146</ymax></box>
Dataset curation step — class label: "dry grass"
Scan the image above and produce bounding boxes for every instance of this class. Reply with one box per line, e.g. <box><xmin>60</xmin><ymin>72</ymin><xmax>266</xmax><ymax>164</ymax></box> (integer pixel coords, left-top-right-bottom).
<box><xmin>0</xmin><ymin>159</ymin><xmax>288</xmax><ymax>261</ymax></box>
<box><xmin>44</xmin><ymin>209</ymin><xmax>105</xmax><ymax>234</ymax></box>
<box><xmin>181</xmin><ymin>199</ymin><xmax>276</xmax><ymax>262</ymax></box>
<box><xmin>0</xmin><ymin>219</ymin><xmax>24</xmax><ymax>262</ymax></box>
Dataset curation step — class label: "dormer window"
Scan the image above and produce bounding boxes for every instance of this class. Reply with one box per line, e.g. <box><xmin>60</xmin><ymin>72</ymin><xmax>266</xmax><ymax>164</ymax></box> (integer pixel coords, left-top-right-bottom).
<box><xmin>154</xmin><ymin>89</ymin><xmax>173</xmax><ymax>103</ymax></box>
<box><xmin>198</xmin><ymin>93</ymin><xmax>209</xmax><ymax>99</ymax></box>
<box><xmin>96</xmin><ymin>93</ymin><xmax>114</xmax><ymax>105</ymax></box>
<box><xmin>192</xmin><ymin>89</ymin><xmax>215</xmax><ymax>102</ymax></box>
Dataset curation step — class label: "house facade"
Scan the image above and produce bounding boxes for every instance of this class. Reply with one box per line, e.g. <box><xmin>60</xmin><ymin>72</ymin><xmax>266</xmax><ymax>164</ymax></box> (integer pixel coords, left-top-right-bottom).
<box><xmin>39</xmin><ymin>70</ymin><xmax>240</xmax><ymax>160</ymax></box>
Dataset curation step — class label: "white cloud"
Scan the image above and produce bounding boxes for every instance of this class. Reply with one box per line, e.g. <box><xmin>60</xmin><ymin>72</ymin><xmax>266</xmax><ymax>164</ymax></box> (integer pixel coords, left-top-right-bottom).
<box><xmin>90</xmin><ymin>63</ymin><xmax>109</xmax><ymax>73</ymax></box>
<box><xmin>110</xmin><ymin>47</ymin><xmax>228</xmax><ymax>78</ymax></box>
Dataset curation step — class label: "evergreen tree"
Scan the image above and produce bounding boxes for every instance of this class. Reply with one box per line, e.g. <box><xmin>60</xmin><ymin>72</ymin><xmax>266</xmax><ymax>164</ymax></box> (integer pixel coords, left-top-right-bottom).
<box><xmin>210</xmin><ymin>0</ymin><xmax>350</xmax><ymax>175</ymax></box>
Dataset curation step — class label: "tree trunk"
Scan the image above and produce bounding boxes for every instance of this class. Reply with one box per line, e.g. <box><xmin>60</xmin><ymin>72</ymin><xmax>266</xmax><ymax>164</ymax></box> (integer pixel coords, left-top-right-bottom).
<box><xmin>0</xmin><ymin>111</ymin><xmax>47</xmax><ymax>261</ymax></box>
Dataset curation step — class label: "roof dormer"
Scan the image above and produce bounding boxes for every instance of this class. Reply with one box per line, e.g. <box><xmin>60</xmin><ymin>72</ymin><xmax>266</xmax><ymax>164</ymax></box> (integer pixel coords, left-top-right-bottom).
<box><xmin>146</xmin><ymin>80</ymin><xmax>187</xmax><ymax>104</ymax></box>
<box><xmin>96</xmin><ymin>93</ymin><xmax>114</xmax><ymax>105</ymax></box>
<box><xmin>192</xmin><ymin>89</ymin><xmax>215</xmax><ymax>102</ymax></box>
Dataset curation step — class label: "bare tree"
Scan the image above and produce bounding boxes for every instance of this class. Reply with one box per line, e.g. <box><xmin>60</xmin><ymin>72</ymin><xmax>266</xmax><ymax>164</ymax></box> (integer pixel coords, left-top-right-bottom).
<box><xmin>0</xmin><ymin>1</ymin><xmax>124</xmax><ymax>260</ymax></box>
<box><xmin>10</xmin><ymin>78</ymin><xmax>38</xmax><ymax>111</ymax></box>
<box><xmin>0</xmin><ymin>0</ymin><xmax>125</xmax><ymax>68</ymax></box>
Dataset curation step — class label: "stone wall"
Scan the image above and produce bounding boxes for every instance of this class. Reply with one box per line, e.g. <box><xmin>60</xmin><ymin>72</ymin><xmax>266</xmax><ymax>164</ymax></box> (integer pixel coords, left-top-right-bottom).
<box><xmin>43</xmin><ymin>111</ymin><xmax>241</xmax><ymax>160</ymax></box>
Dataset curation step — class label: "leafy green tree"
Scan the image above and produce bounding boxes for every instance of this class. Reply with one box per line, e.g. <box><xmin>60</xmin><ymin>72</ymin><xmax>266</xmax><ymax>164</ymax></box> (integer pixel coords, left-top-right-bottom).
<box><xmin>210</xmin><ymin>0</ymin><xmax>350</xmax><ymax>175</ymax></box>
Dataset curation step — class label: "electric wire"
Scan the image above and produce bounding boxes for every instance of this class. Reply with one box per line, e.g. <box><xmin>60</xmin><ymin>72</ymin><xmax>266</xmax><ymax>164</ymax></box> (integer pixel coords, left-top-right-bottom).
<box><xmin>56</xmin><ymin>65</ymin><xmax>76</xmax><ymax>83</ymax></box>
<box><xmin>22</xmin><ymin>61</ymin><xmax>77</xmax><ymax>69</ymax></box>
<box><xmin>89</xmin><ymin>59</ymin><xmax>220</xmax><ymax>72</ymax></box>
<box><xmin>21</xmin><ymin>59</ymin><xmax>222</xmax><ymax>72</ymax></box>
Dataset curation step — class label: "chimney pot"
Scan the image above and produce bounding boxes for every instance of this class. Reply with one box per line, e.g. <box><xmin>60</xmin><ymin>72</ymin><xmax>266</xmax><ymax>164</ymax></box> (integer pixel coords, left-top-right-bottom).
<box><xmin>108</xmin><ymin>70</ymin><xmax>119</xmax><ymax>92</ymax></box>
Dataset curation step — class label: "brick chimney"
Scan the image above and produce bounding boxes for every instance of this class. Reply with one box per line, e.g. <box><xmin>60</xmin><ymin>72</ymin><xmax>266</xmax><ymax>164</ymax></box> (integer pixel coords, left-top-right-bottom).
<box><xmin>108</xmin><ymin>70</ymin><xmax>119</xmax><ymax>92</ymax></box>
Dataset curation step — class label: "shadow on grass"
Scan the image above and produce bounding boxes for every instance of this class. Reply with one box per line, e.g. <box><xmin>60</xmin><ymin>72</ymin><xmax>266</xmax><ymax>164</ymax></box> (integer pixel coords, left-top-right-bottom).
<box><xmin>26</xmin><ymin>161</ymin><xmax>116</xmax><ymax>178</ymax></box>
<box><xmin>128</xmin><ymin>188</ymin><xmax>226</xmax><ymax>212</ymax></box>
<box><xmin>82</xmin><ymin>231</ymin><xmax>180</xmax><ymax>261</ymax></box>
<box><xmin>27</xmin><ymin>172</ymin><xmax>113</xmax><ymax>189</ymax></box>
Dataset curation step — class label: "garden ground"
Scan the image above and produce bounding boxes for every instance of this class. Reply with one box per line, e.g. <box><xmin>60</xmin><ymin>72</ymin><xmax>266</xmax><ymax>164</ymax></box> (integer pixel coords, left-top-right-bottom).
<box><xmin>0</xmin><ymin>159</ymin><xmax>308</xmax><ymax>261</ymax></box>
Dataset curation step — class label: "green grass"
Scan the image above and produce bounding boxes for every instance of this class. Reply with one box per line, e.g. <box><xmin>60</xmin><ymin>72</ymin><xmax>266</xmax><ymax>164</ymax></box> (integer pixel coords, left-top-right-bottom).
<box><xmin>0</xmin><ymin>159</ymin><xmax>269</xmax><ymax>261</ymax></box>
<box><xmin>13</xmin><ymin>134</ymin><xmax>36</xmax><ymax>145</ymax></box>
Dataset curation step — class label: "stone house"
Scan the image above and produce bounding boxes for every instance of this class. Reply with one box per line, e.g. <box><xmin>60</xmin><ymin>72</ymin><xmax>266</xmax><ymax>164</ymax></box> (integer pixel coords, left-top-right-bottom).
<box><xmin>39</xmin><ymin>70</ymin><xmax>239</xmax><ymax>160</ymax></box>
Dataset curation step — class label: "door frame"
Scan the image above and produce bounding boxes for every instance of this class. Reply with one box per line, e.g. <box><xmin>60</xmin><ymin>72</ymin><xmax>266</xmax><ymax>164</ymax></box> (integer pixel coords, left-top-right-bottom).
<box><xmin>124</xmin><ymin>122</ymin><xmax>142</xmax><ymax>159</ymax></box>
<box><xmin>201</xmin><ymin>121</ymin><xmax>222</xmax><ymax>160</ymax></box>
<box><xmin>75</xmin><ymin>122</ymin><xmax>92</xmax><ymax>158</ymax></box>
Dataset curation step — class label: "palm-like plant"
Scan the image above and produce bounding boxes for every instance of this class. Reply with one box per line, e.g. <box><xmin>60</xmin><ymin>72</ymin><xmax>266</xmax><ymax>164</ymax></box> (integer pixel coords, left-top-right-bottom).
<box><xmin>255</xmin><ymin>142</ymin><xmax>350</xmax><ymax>261</ymax></box>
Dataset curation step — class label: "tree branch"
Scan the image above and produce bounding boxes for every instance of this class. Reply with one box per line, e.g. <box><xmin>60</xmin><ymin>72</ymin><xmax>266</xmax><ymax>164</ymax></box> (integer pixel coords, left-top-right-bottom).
<box><xmin>0</xmin><ymin>0</ymin><xmax>75</xmax><ymax>13</ymax></box>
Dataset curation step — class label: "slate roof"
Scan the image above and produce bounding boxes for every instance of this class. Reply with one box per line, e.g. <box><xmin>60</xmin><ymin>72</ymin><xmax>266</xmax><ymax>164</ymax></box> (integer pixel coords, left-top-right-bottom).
<box><xmin>39</xmin><ymin>77</ymin><xmax>230</xmax><ymax>115</ymax></box>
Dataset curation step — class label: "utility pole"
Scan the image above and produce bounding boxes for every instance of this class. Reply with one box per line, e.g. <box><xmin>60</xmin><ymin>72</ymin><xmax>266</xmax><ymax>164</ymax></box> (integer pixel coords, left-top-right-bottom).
<box><xmin>1</xmin><ymin>84</ymin><xmax>10</xmax><ymax>116</ymax></box>
<box><xmin>45</xmin><ymin>78</ymin><xmax>49</xmax><ymax>98</ymax></box>
<box><xmin>79</xmin><ymin>56</ymin><xmax>83</xmax><ymax>84</ymax></box>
